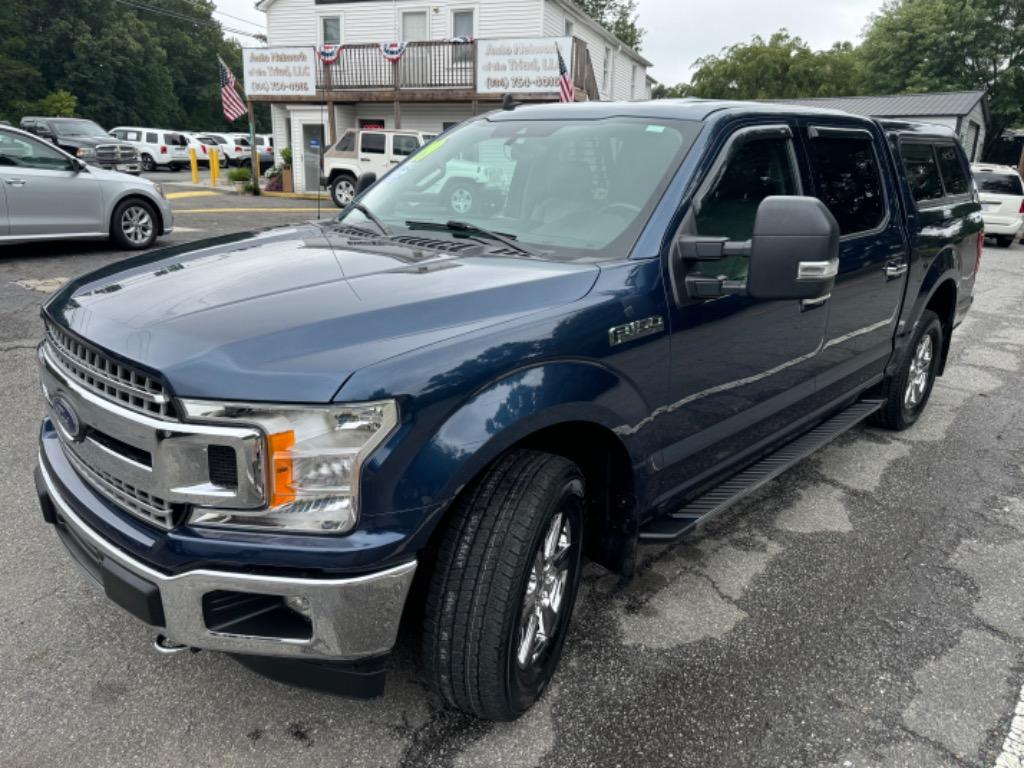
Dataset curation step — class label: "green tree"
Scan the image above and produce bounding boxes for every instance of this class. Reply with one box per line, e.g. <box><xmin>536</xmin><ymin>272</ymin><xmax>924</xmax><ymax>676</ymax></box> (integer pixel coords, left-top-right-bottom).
<box><xmin>651</xmin><ymin>82</ymin><xmax>691</xmax><ymax>99</ymax></box>
<box><xmin>573</xmin><ymin>0</ymin><xmax>645</xmax><ymax>51</ymax></box>
<box><xmin>860</xmin><ymin>0</ymin><xmax>1024</xmax><ymax>151</ymax></box>
<box><xmin>685</xmin><ymin>31</ymin><xmax>864</xmax><ymax>100</ymax></box>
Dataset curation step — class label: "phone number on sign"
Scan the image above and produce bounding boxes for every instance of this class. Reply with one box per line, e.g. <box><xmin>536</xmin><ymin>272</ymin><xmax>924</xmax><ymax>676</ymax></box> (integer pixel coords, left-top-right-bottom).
<box><xmin>485</xmin><ymin>76</ymin><xmax>561</xmax><ymax>91</ymax></box>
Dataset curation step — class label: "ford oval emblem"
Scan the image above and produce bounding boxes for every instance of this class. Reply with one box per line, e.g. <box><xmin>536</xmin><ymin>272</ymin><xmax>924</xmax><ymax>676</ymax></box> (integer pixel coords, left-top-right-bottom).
<box><xmin>52</xmin><ymin>394</ymin><xmax>84</xmax><ymax>442</ymax></box>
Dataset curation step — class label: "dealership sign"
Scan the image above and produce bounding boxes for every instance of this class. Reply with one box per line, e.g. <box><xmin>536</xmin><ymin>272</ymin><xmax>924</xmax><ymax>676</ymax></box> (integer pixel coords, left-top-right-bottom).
<box><xmin>243</xmin><ymin>47</ymin><xmax>317</xmax><ymax>97</ymax></box>
<box><xmin>476</xmin><ymin>37</ymin><xmax>573</xmax><ymax>95</ymax></box>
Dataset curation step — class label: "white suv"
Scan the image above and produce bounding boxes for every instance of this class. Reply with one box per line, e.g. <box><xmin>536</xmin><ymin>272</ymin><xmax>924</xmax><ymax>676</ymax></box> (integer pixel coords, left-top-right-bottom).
<box><xmin>110</xmin><ymin>127</ymin><xmax>190</xmax><ymax>172</ymax></box>
<box><xmin>324</xmin><ymin>129</ymin><xmax>432</xmax><ymax>207</ymax></box>
<box><xmin>972</xmin><ymin>163</ymin><xmax>1024</xmax><ymax>247</ymax></box>
<box><xmin>195</xmin><ymin>133</ymin><xmax>250</xmax><ymax>167</ymax></box>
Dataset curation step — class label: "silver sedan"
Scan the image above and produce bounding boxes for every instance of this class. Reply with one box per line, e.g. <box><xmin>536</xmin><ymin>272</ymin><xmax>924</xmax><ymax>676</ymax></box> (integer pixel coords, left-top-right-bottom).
<box><xmin>0</xmin><ymin>125</ymin><xmax>173</xmax><ymax>250</ymax></box>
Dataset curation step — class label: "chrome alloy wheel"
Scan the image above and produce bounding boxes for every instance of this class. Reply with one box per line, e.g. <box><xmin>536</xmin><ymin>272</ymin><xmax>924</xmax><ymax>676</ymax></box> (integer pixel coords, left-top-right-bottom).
<box><xmin>121</xmin><ymin>205</ymin><xmax>154</xmax><ymax>246</ymax></box>
<box><xmin>334</xmin><ymin>179</ymin><xmax>356</xmax><ymax>206</ymax></box>
<box><xmin>516</xmin><ymin>511</ymin><xmax>573</xmax><ymax>669</ymax></box>
<box><xmin>904</xmin><ymin>333</ymin><xmax>933</xmax><ymax>409</ymax></box>
<box><xmin>450</xmin><ymin>187</ymin><xmax>473</xmax><ymax>214</ymax></box>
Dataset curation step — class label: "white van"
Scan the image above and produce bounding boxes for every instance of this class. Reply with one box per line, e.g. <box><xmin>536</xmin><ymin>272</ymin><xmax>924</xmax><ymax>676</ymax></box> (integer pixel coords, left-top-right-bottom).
<box><xmin>972</xmin><ymin>163</ymin><xmax>1024</xmax><ymax>247</ymax></box>
<box><xmin>110</xmin><ymin>127</ymin><xmax>190</xmax><ymax>172</ymax></box>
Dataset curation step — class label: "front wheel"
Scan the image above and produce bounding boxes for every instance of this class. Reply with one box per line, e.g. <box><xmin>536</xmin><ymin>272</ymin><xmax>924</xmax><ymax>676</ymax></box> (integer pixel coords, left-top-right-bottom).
<box><xmin>422</xmin><ymin>449</ymin><xmax>584</xmax><ymax>721</ymax></box>
<box><xmin>111</xmin><ymin>199</ymin><xmax>158</xmax><ymax>250</ymax></box>
<box><xmin>330</xmin><ymin>174</ymin><xmax>357</xmax><ymax>208</ymax></box>
<box><xmin>872</xmin><ymin>309</ymin><xmax>943</xmax><ymax>430</ymax></box>
<box><xmin>140</xmin><ymin>154</ymin><xmax>156</xmax><ymax>172</ymax></box>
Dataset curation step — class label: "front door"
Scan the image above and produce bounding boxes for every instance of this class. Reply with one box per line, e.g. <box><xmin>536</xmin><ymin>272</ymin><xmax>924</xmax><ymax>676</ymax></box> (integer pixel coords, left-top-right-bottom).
<box><xmin>0</xmin><ymin>128</ymin><xmax>103</xmax><ymax>236</ymax></box>
<box><xmin>357</xmin><ymin>131</ymin><xmax>390</xmax><ymax>177</ymax></box>
<box><xmin>654</xmin><ymin>123</ymin><xmax>830</xmax><ymax>509</ymax></box>
<box><xmin>390</xmin><ymin>133</ymin><xmax>421</xmax><ymax>168</ymax></box>
<box><xmin>302</xmin><ymin>124</ymin><xmax>325</xmax><ymax>192</ymax></box>
<box><xmin>797</xmin><ymin>121</ymin><xmax>909</xmax><ymax>401</ymax></box>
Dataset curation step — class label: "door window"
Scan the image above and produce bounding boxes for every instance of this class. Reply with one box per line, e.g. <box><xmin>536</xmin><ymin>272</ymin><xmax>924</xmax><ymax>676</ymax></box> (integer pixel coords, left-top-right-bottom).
<box><xmin>393</xmin><ymin>134</ymin><xmax>420</xmax><ymax>157</ymax></box>
<box><xmin>934</xmin><ymin>144</ymin><xmax>970</xmax><ymax>196</ymax></box>
<box><xmin>125</xmin><ymin>130</ymin><xmax>142</xmax><ymax>142</ymax></box>
<box><xmin>402</xmin><ymin>11</ymin><xmax>428</xmax><ymax>41</ymax></box>
<box><xmin>0</xmin><ymin>130</ymin><xmax>71</xmax><ymax>170</ymax></box>
<box><xmin>808</xmin><ymin>134</ymin><xmax>886</xmax><ymax>236</ymax></box>
<box><xmin>900</xmin><ymin>143</ymin><xmax>944</xmax><ymax>203</ymax></box>
<box><xmin>360</xmin><ymin>132</ymin><xmax>386</xmax><ymax>155</ymax></box>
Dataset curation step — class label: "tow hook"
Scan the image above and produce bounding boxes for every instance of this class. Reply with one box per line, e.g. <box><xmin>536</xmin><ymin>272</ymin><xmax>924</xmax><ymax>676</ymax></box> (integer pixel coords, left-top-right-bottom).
<box><xmin>153</xmin><ymin>634</ymin><xmax>200</xmax><ymax>655</ymax></box>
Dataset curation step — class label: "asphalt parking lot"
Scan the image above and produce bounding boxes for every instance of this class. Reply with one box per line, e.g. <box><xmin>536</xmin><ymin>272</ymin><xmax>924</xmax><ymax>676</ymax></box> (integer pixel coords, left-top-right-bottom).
<box><xmin>1</xmin><ymin>196</ymin><xmax>1022</xmax><ymax>768</ymax></box>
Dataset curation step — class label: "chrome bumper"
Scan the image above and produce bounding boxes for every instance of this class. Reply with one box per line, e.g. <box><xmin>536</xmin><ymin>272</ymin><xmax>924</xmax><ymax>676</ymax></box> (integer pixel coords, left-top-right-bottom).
<box><xmin>39</xmin><ymin>458</ymin><xmax>416</xmax><ymax>661</ymax></box>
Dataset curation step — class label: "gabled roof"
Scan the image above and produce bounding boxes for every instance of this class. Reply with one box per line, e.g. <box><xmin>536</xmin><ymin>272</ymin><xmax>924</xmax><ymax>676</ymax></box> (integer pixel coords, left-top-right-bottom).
<box><xmin>768</xmin><ymin>91</ymin><xmax>988</xmax><ymax>124</ymax></box>
<box><xmin>549</xmin><ymin>0</ymin><xmax>652</xmax><ymax>67</ymax></box>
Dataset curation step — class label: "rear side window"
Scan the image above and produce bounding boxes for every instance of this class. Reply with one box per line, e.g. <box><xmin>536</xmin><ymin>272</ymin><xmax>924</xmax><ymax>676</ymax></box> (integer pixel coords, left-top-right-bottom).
<box><xmin>935</xmin><ymin>144</ymin><xmax>970</xmax><ymax>196</ymax></box>
<box><xmin>361</xmin><ymin>132</ymin><xmax>386</xmax><ymax>155</ymax></box>
<box><xmin>808</xmin><ymin>134</ymin><xmax>886</xmax><ymax>235</ymax></box>
<box><xmin>901</xmin><ymin>143</ymin><xmax>944</xmax><ymax>203</ymax></box>
<box><xmin>974</xmin><ymin>170</ymin><xmax>1024</xmax><ymax>196</ymax></box>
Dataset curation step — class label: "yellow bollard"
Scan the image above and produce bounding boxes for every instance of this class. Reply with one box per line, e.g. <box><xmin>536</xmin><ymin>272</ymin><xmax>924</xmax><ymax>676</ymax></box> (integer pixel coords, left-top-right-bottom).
<box><xmin>210</xmin><ymin>148</ymin><xmax>219</xmax><ymax>187</ymax></box>
<box><xmin>189</xmin><ymin>147</ymin><xmax>199</xmax><ymax>184</ymax></box>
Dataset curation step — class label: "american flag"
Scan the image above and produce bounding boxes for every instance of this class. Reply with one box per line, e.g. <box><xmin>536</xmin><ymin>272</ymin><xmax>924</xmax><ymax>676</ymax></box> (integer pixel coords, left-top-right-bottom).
<box><xmin>218</xmin><ymin>57</ymin><xmax>247</xmax><ymax>122</ymax></box>
<box><xmin>556</xmin><ymin>44</ymin><xmax>574</xmax><ymax>103</ymax></box>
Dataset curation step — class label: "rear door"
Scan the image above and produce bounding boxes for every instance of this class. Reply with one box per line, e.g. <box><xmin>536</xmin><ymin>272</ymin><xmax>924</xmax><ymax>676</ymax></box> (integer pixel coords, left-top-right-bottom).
<box><xmin>390</xmin><ymin>133</ymin><xmax>421</xmax><ymax>169</ymax></box>
<box><xmin>796</xmin><ymin>121</ymin><xmax>908</xmax><ymax>401</ymax></box>
<box><xmin>358</xmin><ymin>131</ymin><xmax>390</xmax><ymax>176</ymax></box>
<box><xmin>0</xmin><ymin>171</ymin><xmax>8</xmax><ymax>236</ymax></box>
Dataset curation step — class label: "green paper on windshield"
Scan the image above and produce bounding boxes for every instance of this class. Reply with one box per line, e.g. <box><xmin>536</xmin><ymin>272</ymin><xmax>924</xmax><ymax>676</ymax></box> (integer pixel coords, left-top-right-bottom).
<box><xmin>412</xmin><ymin>137</ymin><xmax>447</xmax><ymax>162</ymax></box>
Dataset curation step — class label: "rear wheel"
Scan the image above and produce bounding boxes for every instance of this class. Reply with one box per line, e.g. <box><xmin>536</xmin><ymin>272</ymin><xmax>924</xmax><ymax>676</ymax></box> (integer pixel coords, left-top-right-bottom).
<box><xmin>140</xmin><ymin>154</ymin><xmax>156</xmax><ymax>172</ymax></box>
<box><xmin>995</xmin><ymin>235</ymin><xmax>1015</xmax><ymax>248</ymax></box>
<box><xmin>422</xmin><ymin>449</ymin><xmax>584</xmax><ymax>721</ymax></box>
<box><xmin>444</xmin><ymin>180</ymin><xmax>476</xmax><ymax>216</ymax></box>
<box><xmin>331</xmin><ymin>173</ymin><xmax>357</xmax><ymax>208</ymax></box>
<box><xmin>111</xmin><ymin>199</ymin><xmax>158</xmax><ymax>250</ymax></box>
<box><xmin>872</xmin><ymin>309</ymin><xmax>943</xmax><ymax>430</ymax></box>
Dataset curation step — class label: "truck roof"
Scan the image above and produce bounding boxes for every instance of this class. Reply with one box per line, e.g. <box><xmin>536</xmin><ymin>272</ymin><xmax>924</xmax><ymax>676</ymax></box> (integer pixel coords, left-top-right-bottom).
<box><xmin>486</xmin><ymin>98</ymin><xmax>959</xmax><ymax>140</ymax></box>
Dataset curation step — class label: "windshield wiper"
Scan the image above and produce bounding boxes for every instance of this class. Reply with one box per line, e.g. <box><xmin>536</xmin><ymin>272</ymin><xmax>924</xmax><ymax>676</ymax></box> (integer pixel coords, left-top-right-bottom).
<box><xmin>345</xmin><ymin>202</ymin><xmax>392</xmax><ymax>236</ymax></box>
<box><xmin>405</xmin><ymin>220</ymin><xmax>539</xmax><ymax>257</ymax></box>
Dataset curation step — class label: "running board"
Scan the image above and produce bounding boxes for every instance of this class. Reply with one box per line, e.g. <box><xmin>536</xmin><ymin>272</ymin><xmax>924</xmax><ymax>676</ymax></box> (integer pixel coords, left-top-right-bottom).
<box><xmin>639</xmin><ymin>399</ymin><xmax>884</xmax><ymax>543</ymax></box>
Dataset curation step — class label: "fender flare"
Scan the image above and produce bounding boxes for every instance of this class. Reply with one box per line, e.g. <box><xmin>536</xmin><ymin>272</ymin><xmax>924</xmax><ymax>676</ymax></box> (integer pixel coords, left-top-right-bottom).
<box><xmin>889</xmin><ymin>248</ymin><xmax>959</xmax><ymax>376</ymax></box>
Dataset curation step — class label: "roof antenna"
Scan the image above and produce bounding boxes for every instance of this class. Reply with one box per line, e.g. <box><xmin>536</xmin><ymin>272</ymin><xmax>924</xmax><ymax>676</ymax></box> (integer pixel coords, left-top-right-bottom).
<box><xmin>502</xmin><ymin>94</ymin><xmax>520</xmax><ymax>111</ymax></box>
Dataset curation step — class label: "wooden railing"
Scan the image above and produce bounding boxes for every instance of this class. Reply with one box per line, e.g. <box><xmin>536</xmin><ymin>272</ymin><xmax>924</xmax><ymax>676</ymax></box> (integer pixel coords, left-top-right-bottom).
<box><xmin>316</xmin><ymin>38</ymin><xmax>597</xmax><ymax>99</ymax></box>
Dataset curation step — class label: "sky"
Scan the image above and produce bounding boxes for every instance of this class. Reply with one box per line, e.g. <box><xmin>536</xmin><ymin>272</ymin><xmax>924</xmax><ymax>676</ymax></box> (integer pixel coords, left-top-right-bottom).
<box><xmin>212</xmin><ymin>0</ymin><xmax>885</xmax><ymax>85</ymax></box>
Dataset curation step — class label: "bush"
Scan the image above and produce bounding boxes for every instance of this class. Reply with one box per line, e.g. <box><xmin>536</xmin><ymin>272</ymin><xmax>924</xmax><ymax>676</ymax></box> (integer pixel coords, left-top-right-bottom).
<box><xmin>227</xmin><ymin>167</ymin><xmax>251</xmax><ymax>183</ymax></box>
<box><xmin>281</xmin><ymin>147</ymin><xmax>292</xmax><ymax>166</ymax></box>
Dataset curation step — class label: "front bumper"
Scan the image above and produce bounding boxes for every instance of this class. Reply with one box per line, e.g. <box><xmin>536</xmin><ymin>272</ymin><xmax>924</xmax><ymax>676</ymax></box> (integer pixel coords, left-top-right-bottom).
<box><xmin>37</xmin><ymin>458</ymin><xmax>416</xmax><ymax>662</ymax></box>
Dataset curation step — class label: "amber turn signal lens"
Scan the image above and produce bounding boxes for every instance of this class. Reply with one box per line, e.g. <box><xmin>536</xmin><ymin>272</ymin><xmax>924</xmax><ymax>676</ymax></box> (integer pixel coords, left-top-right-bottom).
<box><xmin>268</xmin><ymin>430</ymin><xmax>296</xmax><ymax>507</ymax></box>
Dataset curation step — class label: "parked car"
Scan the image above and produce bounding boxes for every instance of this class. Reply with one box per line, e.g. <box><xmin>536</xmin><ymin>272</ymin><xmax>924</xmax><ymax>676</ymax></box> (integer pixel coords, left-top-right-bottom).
<box><xmin>33</xmin><ymin>101</ymin><xmax>980</xmax><ymax>721</ymax></box>
<box><xmin>179</xmin><ymin>132</ymin><xmax>228</xmax><ymax>168</ymax></box>
<box><xmin>19</xmin><ymin>116</ymin><xmax>140</xmax><ymax>174</ymax></box>
<box><xmin>225</xmin><ymin>133</ymin><xmax>274</xmax><ymax>171</ymax></box>
<box><xmin>971</xmin><ymin>162</ymin><xmax>1023</xmax><ymax>247</ymax></box>
<box><xmin>195</xmin><ymin>132</ymin><xmax>249</xmax><ymax>167</ymax></box>
<box><xmin>109</xmin><ymin>127</ymin><xmax>190</xmax><ymax>172</ymax></box>
<box><xmin>323</xmin><ymin>128</ymin><xmax>434</xmax><ymax>207</ymax></box>
<box><xmin>0</xmin><ymin>124</ymin><xmax>172</xmax><ymax>249</ymax></box>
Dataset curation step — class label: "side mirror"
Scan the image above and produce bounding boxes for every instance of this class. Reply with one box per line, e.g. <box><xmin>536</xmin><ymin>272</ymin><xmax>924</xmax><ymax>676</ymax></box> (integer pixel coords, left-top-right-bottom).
<box><xmin>355</xmin><ymin>172</ymin><xmax>377</xmax><ymax>195</ymax></box>
<box><xmin>746</xmin><ymin>196</ymin><xmax>839</xmax><ymax>301</ymax></box>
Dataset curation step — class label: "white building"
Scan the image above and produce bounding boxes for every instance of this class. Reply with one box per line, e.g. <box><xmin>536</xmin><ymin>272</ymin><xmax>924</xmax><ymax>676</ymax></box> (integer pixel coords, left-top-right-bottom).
<box><xmin>253</xmin><ymin>0</ymin><xmax>653</xmax><ymax>191</ymax></box>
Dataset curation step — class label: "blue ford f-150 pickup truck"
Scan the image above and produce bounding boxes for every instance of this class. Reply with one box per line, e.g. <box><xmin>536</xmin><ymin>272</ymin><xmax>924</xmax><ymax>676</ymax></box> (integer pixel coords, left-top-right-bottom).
<box><xmin>34</xmin><ymin>99</ymin><xmax>982</xmax><ymax>721</ymax></box>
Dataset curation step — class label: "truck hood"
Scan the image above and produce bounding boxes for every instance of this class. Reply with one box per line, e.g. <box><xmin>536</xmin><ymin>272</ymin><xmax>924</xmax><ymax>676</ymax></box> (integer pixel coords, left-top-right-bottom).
<box><xmin>45</xmin><ymin>223</ymin><xmax>600</xmax><ymax>402</ymax></box>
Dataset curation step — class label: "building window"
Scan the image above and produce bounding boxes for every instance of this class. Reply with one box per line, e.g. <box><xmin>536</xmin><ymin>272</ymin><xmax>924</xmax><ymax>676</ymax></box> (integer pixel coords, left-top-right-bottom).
<box><xmin>321</xmin><ymin>16</ymin><xmax>341</xmax><ymax>46</ymax></box>
<box><xmin>402</xmin><ymin>10</ymin><xmax>428</xmax><ymax>41</ymax></box>
<box><xmin>630</xmin><ymin>64</ymin><xmax>637</xmax><ymax>100</ymax></box>
<box><xmin>452</xmin><ymin>9</ymin><xmax>474</xmax><ymax>63</ymax></box>
<box><xmin>564</xmin><ymin>18</ymin><xmax>574</xmax><ymax>37</ymax></box>
<box><xmin>602</xmin><ymin>47</ymin><xmax>611</xmax><ymax>93</ymax></box>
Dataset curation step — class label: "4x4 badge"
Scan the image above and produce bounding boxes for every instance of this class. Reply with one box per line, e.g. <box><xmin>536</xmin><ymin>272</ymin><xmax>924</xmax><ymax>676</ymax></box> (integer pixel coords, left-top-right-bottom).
<box><xmin>608</xmin><ymin>316</ymin><xmax>665</xmax><ymax>347</ymax></box>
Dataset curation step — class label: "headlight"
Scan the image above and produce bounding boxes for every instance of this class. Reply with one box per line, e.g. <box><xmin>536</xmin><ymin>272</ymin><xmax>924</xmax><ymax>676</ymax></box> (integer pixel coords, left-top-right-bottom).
<box><xmin>180</xmin><ymin>400</ymin><xmax>399</xmax><ymax>534</ymax></box>
<box><xmin>76</xmin><ymin>147</ymin><xmax>96</xmax><ymax>158</ymax></box>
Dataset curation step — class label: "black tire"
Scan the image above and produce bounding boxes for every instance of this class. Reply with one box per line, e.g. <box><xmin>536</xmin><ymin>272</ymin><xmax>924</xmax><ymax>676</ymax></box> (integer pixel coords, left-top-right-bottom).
<box><xmin>331</xmin><ymin>173</ymin><xmax>357</xmax><ymax>208</ymax></box>
<box><xmin>422</xmin><ymin>449</ymin><xmax>584</xmax><ymax>721</ymax></box>
<box><xmin>443</xmin><ymin>180</ymin><xmax>477</xmax><ymax>216</ymax></box>
<box><xmin>872</xmin><ymin>309</ymin><xmax>943</xmax><ymax>430</ymax></box>
<box><xmin>995</xmin><ymin>235</ymin><xmax>1015</xmax><ymax>248</ymax></box>
<box><xmin>140</xmin><ymin>154</ymin><xmax>156</xmax><ymax>172</ymax></box>
<box><xmin>110</xmin><ymin>198</ymin><xmax>158</xmax><ymax>250</ymax></box>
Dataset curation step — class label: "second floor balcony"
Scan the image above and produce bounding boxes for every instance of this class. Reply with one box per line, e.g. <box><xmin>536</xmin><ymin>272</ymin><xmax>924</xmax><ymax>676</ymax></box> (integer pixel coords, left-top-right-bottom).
<box><xmin>310</xmin><ymin>38</ymin><xmax>599</xmax><ymax>102</ymax></box>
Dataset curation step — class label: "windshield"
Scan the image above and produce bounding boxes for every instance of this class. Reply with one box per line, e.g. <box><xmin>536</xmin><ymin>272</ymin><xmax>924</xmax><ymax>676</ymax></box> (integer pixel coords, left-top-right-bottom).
<box><xmin>340</xmin><ymin>116</ymin><xmax>701</xmax><ymax>260</ymax></box>
<box><xmin>53</xmin><ymin>119</ymin><xmax>108</xmax><ymax>138</ymax></box>
<box><xmin>974</xmin><ymin>170</ymin><xmax>1024</xmax><ymax>196</ymax></box>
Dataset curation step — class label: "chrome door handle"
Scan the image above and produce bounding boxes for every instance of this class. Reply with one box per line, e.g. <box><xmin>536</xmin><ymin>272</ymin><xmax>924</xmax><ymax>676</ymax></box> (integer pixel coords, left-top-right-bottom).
<box><xmin>4</xmin><ymin>178</ymin><xmax>27</xmax><ymax>187</ymax></box>
<box><xmin>885</xmin><ymin>263</ymin><xmax>908</xmax><ymax>280</ymax></box>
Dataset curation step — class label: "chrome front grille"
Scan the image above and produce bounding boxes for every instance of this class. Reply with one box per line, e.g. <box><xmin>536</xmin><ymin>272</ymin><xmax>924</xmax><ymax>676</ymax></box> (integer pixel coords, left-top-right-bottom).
<box><xmin>95</xmin><ymin>144</ymin><xmax>138</xmax><ymax>162</ymax></box>
<box><xmin>64</xmin><ymin>445</ymin><xmax>179</xmax><ymax>529</ymax></box>
<box><xmin>45</xmin><ymin>321</ymin><xmax>176</xmax><ymax>420</ymax></box>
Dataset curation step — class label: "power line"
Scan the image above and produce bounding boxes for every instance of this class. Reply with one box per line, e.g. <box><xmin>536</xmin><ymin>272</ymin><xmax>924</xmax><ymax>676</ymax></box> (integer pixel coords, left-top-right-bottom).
<box><xmin>175</xmin><ymin>0</ymin><xmax>267</xmax><ymax>31</ymax></box>
<box><xmin>111</xmin><ymin>0</ymin><xmax>265</xmax><ymax>39</ymax></box>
